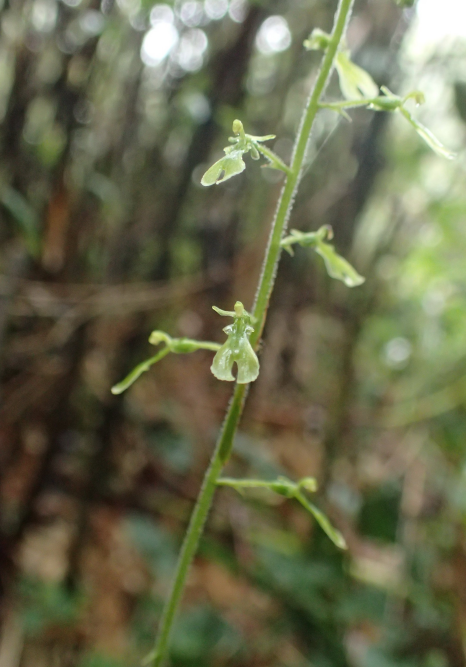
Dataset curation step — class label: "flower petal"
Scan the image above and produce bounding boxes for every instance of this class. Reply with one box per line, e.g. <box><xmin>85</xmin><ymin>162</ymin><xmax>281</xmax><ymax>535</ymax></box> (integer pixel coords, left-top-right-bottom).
<box><xmin>400</xmin><ymin>108</ymin><xmax>456</xmax><ymax>160</ymax></box>
<box><xmin>211</xmin><ymin>343</ymin><xmax>235</xmax><ymax>381</ymax></box>
<box><xmin>201</xmin><ymin>151</ymin><xmax>246</xmax><ymax>186</ymax></box>
<box><xmin>218</xmin><ymin>152</ymin><xmax>246</xmax><ymax>183</ymax></box>
<box><xmin>315</xmin><ymin>241</ymin><xmax>365</xmax><ymax>287</ymax></box>
<box><xmin>201</xmin><ymin>158</ymin><xmax>225</xmax><ymax>186</ymax></box>
<box><xmin>236</xmin><ymin>339</ymin><xmax>260</xmax><ymax>384</ymax></box>
<box><xmin>335</xmin><ymin>52</ymin><xmax>378</xmax><ymax>101</ymax></box>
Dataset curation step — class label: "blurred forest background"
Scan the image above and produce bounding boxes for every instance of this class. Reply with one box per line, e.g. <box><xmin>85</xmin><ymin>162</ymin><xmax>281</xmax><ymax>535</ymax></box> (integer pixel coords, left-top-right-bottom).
<box><xmin>0</xmin><ymin>0</ymin><xmax>465</xmax><ymax>665</ymax></box>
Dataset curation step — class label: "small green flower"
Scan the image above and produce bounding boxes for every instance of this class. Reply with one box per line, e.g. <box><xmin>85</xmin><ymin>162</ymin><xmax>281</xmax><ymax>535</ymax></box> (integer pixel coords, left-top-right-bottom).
<box><xmin>201</xmin><ymin>120</ymin><xmax>287</xmax><ymax>187</ymax></box>
<box><xmin>304</xmin><ymin>32</ymin><xmax>378</xmax><ymax>102</ymax></box>
<box><xmin>370</xmin><ymin>88</ymin><xmax>455</xmax><ymax>160</ymax></box>
<box><xmin>281</xmin><ymin>226</ymin><xmax>365</xmax><ymax>288</ymax></box>
<box><xmin>211</xmin><ymin>302</ymin><xmax>260</xmax><ymax>384</ymax></box>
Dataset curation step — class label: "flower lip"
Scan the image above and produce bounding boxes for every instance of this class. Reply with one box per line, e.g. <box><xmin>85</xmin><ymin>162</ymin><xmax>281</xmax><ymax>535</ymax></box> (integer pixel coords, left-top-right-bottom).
<box><xmin>210</xmin><ymin>302</ymin><xmax>260</xmax><ymax>384</ymax></box>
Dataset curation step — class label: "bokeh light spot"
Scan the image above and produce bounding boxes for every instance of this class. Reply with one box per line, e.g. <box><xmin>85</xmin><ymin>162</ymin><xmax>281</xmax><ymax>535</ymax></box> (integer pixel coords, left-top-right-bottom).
<box><xmin>141</xmin><ymin>21</ymin><xmax>178</xmax><ymax>67</ymax></box>
<box><xmin>204</xmin><ymin>0</ymin><xmax>228</xmax><ymax>21</ymax></box>
<box><xmin>149</xmin><ymin>4</ymin><xmax>174</xmax><ymax>26</ymax></box>
<box><xmin>256</xmin><ymin>15</ymin><xmax>292</xmax><ymax>55</ymax></box>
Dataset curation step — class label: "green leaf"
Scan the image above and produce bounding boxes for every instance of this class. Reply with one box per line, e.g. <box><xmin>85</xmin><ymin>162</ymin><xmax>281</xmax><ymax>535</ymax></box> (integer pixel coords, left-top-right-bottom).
<box><xmin>295</xmin><ymin>492</ymin><xmax>347</xmax><ymax>549</ymax></box>
<box><xmin>315</xmin><ymin>241</ymin><xmax>365</xmax><ymax>287</ymax></box>
<box><xmin>400</xmin><ymin>107</ymin><xmax>456</xmax><ymax>160</ymax></box>
<box><xmin>335</xmin><ymin>51</ymin><xmax>379</xmax><ymax>101</ymax></box>
<box><xmin>201</xmin><ymin>151</ymin><xmax>246</xmax><ymax>186</ymax></box>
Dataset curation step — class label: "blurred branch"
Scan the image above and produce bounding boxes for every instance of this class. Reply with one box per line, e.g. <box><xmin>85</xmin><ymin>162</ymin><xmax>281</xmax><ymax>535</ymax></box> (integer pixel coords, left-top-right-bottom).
<box><xmin>2</xmin><ymin>268</ymin><xmax>229</xmax><ymax>351</ymax></box>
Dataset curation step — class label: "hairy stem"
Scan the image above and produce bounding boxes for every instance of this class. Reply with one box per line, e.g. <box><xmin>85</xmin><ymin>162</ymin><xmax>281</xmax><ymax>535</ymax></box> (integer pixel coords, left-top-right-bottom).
<box><xmin>150</xmin><ymin>1</ymin><xmax>354</xmax><ymax>664</ymax></box>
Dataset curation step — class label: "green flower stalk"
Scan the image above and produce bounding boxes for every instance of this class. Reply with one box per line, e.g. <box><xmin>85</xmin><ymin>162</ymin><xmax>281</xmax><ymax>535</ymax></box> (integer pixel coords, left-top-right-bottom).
<box><xmin>147</xmin><ymin>2</ymin><xmax>358</xmax><ymax>664</ymax></box>
<box><xmin>110</xmin><ymin>0</ymin><xmax>454</xmax><ymax>663</ymax></box>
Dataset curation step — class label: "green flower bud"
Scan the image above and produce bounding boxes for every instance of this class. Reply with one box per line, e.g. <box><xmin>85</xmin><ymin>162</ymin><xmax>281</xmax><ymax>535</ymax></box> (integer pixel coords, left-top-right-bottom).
<box><xmin>149</xmin><ymin>330</ymin><xmax>173</xmax><ymax>346</ymax></box>
<box><xmin>234</xmin><ymin>301</ymin><xmax>245</xmax><ymax>317</ymax></box>
<box><xmin>232</xmin><ymin>119</ymin><xmax>244</xmax><ymax>135</ymax></box>
<box><xmin>304</xmin><ymin>28</ymin><xmax>331</xmax><ymax>51</ymax></box>
<box><xmin>298</xmin><ymin>477</ymin><xmax>318</xmax><ymax>493</ymax></box>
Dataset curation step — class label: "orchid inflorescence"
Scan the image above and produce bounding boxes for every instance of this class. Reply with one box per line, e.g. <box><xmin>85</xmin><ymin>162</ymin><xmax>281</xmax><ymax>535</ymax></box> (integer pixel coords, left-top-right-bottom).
<box><xmin>115</xmin><ymin>5</ymin><xmax>456</xmax><ymax>661</ymax></box>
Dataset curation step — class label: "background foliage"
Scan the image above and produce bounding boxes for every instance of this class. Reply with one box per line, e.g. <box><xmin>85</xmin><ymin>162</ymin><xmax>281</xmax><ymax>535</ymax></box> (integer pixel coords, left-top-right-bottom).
<box><xmin>0</xmin><ymin>0</ymin><xmax>465</xmax><ymax>666</ymax></box>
